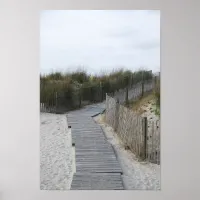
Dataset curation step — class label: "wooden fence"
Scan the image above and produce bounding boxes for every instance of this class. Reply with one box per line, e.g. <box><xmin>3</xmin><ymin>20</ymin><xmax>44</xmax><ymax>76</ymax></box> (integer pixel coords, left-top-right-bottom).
<box><xmin>40</xmin><ymin>102</ymin><xmax>56</xmax><ymax>113</ymax></box>
<box><xmin>105</xmin><ymin>94</ymin><xmax>160</xmax><ymax>164</ymax></box>
<box><xmin>109</xmin><ymin>79</ymin><xmax>154</xmax><ymax>104</ymax></box>
<box><xmin>40</xmin><ymin>85</ymin><xmax>106</xmax><ymax>114</ymax></box>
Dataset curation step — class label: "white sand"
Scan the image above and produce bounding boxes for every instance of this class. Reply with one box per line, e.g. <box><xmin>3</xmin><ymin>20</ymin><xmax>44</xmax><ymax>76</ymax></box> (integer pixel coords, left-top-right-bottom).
<box><xmin>94</xmin><ymin>114</ymin><xmax>161</xmax><ymax>190</ymax></box>
<box><xmin>40</xmin><ymin>113</ymin><xmax>75</xmax><ymax>190</ymax></box>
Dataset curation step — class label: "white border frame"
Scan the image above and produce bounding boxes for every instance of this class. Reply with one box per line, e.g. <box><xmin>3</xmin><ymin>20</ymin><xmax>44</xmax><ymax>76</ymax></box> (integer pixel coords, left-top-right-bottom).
<box><xmin>0</xmin><ymin>0</ymin><xmax>200</xmax><ymax>199</ymax></box>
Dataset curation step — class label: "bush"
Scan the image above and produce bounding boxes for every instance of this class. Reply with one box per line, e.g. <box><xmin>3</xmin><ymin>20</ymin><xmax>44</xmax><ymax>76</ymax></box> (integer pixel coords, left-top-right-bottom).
<box><xmin>70</xmin><ymin>69</ymin><xmax>90</xmax><ymax>84</ymax></box>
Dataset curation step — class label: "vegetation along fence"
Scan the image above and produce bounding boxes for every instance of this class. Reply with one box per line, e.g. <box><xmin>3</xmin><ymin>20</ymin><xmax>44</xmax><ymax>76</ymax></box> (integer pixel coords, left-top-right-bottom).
<box><xmin>40</xmin><ymin>83</ymin><xmax>106</xmax><ymax>114</ymax></box>
<box><xmin>105</xmin><ymin>94</ymin><xmax>160</xmax><ymax>164</ymax></box>
<box><xmin>110</xmin><ymin>79</ymin><xmax>154</xmax><ymax>104</ymax></box>
<box><xmin>40</xmin><ymin>69</ymin><xmax>157</xmax><ymax>114</ymax></box>
<box><xmin>40</xmin><ymin>79</ymin><xmax>154</xmax><ymax>114</ymax></box>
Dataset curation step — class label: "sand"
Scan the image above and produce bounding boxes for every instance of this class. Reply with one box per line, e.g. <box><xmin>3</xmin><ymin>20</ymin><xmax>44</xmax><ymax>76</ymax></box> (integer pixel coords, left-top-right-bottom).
<box><xmin>40</xmin><ymin>113</ymin><xmax>75</xmax><ymax>190</ymax></box>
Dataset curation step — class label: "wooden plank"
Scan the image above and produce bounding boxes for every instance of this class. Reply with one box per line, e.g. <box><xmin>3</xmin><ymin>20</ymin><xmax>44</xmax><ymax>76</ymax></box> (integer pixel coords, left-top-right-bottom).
<box><xmin>71</xmin><ymin>173</ymin><xmax>124</xmax><ymax>190</ymax></box>
<box><xmin>75</xmin><ymin>168</ymin><xmax>122</xmax><ymax>173</ymax></box>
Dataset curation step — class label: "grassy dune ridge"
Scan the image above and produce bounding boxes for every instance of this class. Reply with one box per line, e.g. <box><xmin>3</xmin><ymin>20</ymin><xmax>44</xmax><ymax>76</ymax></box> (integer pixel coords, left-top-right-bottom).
<box><xmin>40</xmin><ymin>67</ymin><xmax>157</xmax><ymax>109</ymax></box>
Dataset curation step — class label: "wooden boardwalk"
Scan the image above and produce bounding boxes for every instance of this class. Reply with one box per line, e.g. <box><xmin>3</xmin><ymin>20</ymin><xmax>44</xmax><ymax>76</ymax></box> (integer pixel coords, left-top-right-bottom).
<box><xmin>68</xmin><ymin>104</ymin><xmax>124</xmax><ymax>190</ymax></box>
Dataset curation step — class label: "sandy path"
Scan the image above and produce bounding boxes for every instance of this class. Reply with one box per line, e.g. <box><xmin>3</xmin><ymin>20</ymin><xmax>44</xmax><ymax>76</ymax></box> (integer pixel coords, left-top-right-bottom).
<box><xmin>40</xmin><ymin>113</ymin><xmax>74</xmax><ymax>190</ymax></box>
<box><xmin>94</xmin><ymin>114</ymin><xmax>161</xmax><ymax>190</ymax></box>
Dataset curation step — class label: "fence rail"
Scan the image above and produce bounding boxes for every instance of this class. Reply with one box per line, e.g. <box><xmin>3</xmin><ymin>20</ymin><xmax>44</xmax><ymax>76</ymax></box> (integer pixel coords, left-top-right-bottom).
<box><xmin>105</xmin><ymin>94</ymin><xmax>160</xmax><ymax>164</ymax></box>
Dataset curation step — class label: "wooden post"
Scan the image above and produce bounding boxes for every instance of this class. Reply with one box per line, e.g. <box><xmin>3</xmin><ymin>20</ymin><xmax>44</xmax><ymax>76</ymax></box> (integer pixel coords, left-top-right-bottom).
<box><xmin>131</xmin><ymin>74</ymin><xmax>133</xmax><ymax>87</ymax></box>
<box><xmin>142</xmin><ymin>117</ymin><xmax>148</xmax><ymax>160</ymax></box>
<box><xmin>105</xmin><ymin>93</ymin><xmax>108</xmax><ymax>122</ymax></box>
<box><xmin>125</xmin><ymin>87</ymin><xmax>128</xmax><ymax>105</ymax></box>
<box><xmin>79</xmin><ymin>88</ymin><xmax>82</xmax><ymax>108</ymax></box>
<box><xmin>55</xmin><ymin>92</ymin><xmax>58</xmax><ymax>112</ymax></box>
<box><xmin>100</xmin><ymin>82</ymin><xmax>103</xmax><ymax>101</ymax></box>
<box><xmin>152</xmin><ymin>121</ymin><xmax>155</xmax><ymax>162</ymax></box>
<box><xmin>90</xmin><ymin>87</ymin><xmax>93</xmax><ymax>102</ymax></box>
<box><xmin>101</xmin><ymin>87</ymin><xmax>104</xmax><ymax>101</ymax></box>
<box><xmin>154</xmin><ymin>76</ymin><xmax>157</xmax><ymax>90</ymax></box>
<box><xmin>114</xmin><ymin>98</ymin><xmax>120</xmax><ymax>131</ymax></box>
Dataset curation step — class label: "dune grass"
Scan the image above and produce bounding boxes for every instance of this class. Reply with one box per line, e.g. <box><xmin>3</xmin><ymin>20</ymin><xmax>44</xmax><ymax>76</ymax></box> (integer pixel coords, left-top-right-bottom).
<box><xmin>40</xmin><ymin>67</ymin><xmax>155</xmax><ymax>110</ymax></box>
<box><xmin>127</xmin><ymin>77</ymin><xmax>160</xmax><ymax>117</ymax></box>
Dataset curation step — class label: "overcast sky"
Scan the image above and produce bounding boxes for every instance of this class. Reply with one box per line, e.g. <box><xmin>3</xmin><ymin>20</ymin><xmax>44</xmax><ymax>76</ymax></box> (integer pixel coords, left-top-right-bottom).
<box><xmin>40</xmin><ymin>10</ymin><xmax>160</xmax><ymax>75</ymax></box>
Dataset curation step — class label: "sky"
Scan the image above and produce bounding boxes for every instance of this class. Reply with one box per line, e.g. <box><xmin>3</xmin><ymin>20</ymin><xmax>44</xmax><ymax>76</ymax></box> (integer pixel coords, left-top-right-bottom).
<box><xmin>40</xmin><ymin>10</ymin><xmax>160</xmax><ymax>75</ymax></box>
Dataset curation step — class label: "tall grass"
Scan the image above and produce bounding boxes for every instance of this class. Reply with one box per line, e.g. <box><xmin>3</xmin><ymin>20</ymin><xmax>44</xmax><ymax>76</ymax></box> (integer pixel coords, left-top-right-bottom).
<box><xmin>40</xmin><ymin>68</ymin><xmax>154</xmax><ymax>109</ymax></box>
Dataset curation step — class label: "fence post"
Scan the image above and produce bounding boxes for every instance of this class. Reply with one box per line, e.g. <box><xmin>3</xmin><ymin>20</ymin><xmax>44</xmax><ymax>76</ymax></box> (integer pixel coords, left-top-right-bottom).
<box><xmin>79</xmin><ymin>88</ymin><xmax>82</xmax><ymax>108</ymax></box>
<box><xmin>154</xmin><ymin>76</ymin><xmax>157</xmax><ymax>90</ymax></box>
<box><xmin>125</xmin><ymin>87</ymin><xmax>128</xmax><ymax>104</ymax></box>
<box><xmin>101</xmin><ymin>87</ymin><xmax>104</xmax><ymax>101</ymax></box>
<box><xmin>100</xmin><ymin>82</ymin><xmax>103</xmax><ymax>102</ymax></box>
<box><xmin>90</xmin><ymin>86</ymin><xmax>93</xmax><ymax>102</ymax></box>
<box><xmin>142</xmin><ymin>117</ymin><xmax>148</xmax><ymax>160</ymax></box>
<box><xmin>114</xmin><ymin>98</ymin><xmax>120</xmax><ymax>131</ymax></box>
<box><xmin>105</xmin><ymin>93</ymin><xmax>108</xmax><ymax>122</ymax></box>
<box><xmin>55</xmin><ymin>92</ymin><xmax>58</xmax><ymax>112</ymax></box>
<box><xmin>131</xmin><ymin>74</ymin><xmax>134</xmax><ymax>87</ymax></box>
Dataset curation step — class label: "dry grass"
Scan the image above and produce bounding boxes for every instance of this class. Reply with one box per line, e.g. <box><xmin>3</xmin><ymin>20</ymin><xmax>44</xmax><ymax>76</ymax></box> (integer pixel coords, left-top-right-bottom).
<box><xmin>131</xmin><ymin>94</ymin><xmax>156</xmax><ymax>115</ymax></box>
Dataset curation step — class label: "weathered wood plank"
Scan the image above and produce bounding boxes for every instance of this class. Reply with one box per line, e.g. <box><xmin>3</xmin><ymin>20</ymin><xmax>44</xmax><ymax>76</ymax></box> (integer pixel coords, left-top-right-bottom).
<box><xmin>71</xmin><ymin>173</ymin><xmax>124</xmax><ymax>190</ymax></box>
